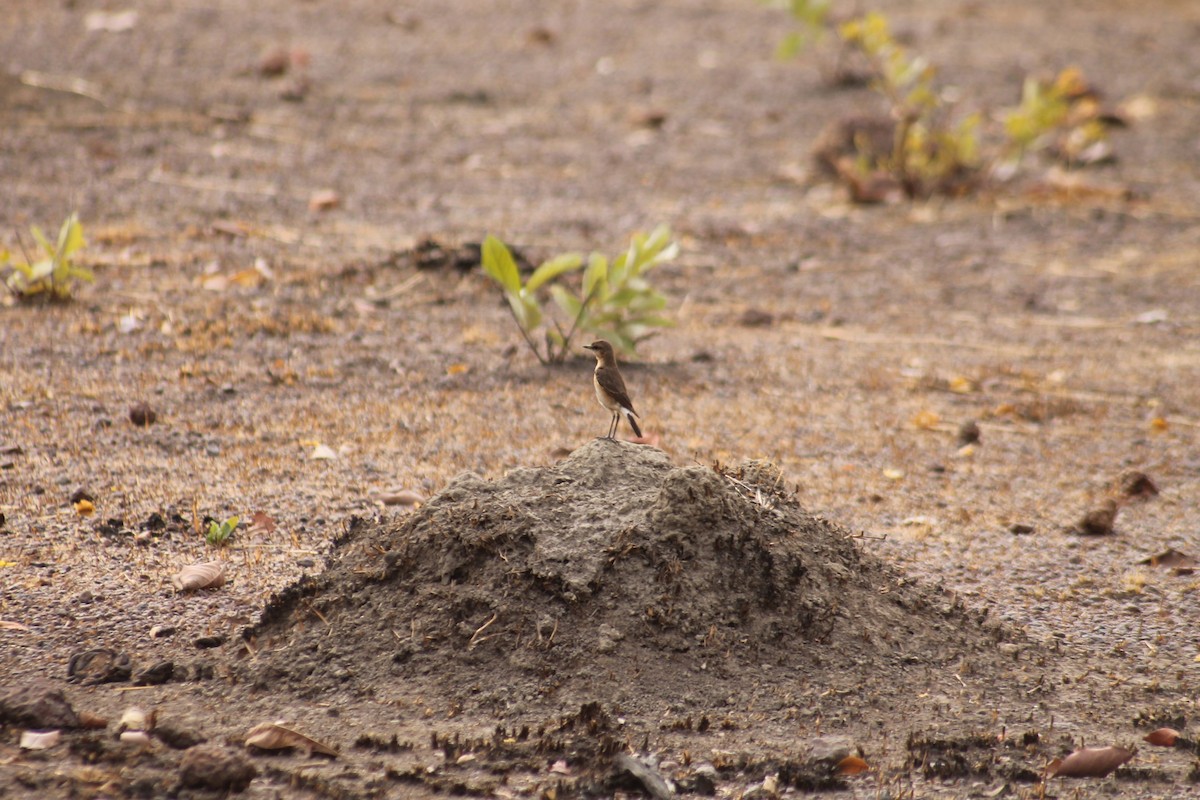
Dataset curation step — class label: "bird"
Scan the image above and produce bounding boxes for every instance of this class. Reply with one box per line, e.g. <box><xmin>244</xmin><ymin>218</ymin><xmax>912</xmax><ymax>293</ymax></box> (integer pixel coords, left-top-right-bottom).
<box><xmin>583</xmin><ymin>340</ymin><xmax>642</xmax><ymax>440</ymax></box>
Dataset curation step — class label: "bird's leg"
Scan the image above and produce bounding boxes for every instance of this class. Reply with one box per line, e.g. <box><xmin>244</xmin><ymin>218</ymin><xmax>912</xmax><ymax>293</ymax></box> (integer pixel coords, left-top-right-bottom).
<box><xmin>608</xmin><ymin>412</ymin><xmax>618</xmax><ymax>439</ymax></box>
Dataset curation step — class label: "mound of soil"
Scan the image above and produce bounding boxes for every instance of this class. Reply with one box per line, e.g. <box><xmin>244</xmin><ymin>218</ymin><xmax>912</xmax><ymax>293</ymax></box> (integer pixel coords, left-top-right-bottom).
<box><xmin>245</xmin><ymin>441</ymin><xmax>1012</xmax><ymax>726</ymax></box>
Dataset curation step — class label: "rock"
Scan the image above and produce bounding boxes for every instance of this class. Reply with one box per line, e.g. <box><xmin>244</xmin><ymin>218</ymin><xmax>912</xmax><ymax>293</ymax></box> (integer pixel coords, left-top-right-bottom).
<box><xmin>179</xmin><ymin>744</ymin><xmax>257</xmax><ymax>792</ymax></box>
<box><xmin>155</xmin><ymin>719</ymin><xmax>206</xmax><ymax>750</ymax></box>
<box><xmin>613</xmin><ymin>753</ymin><xmax>673</xmax><ymax>800</ymax></box>
<box><xmin>134</xmin><ymin>661</ymin><xmax>174</xmax><ymax>686</ymax></box>
<box><xmin>686</xmin><ymin>762</ymin><xmax>718</xmax><ymax>795</ymax></box>
<box><xmin>807</xmin><ymin>735</ymin><xmax>854</xmax><ymax>766</ymax></box>
<box><xmin>1075</xmin><ymin>499</ymin><xmax>1118</xmax><ymax>536</ymax></box>
<box><xmin>596</xmin><ymin>624</ymin><xmax>625</xmax><ymax>654</ymax></box>
<box><xmin>0</xmin><ymin>680</ymin><xmax>81</xmax><ymax>728</ymax></box>
<box><xmin>129</xmin><ymin>402</ymin><xmax>157</xmax><ymax>427</ymax></box>
<box><xmin>1118</xmin><ymin>470</ymin><xmax>1158</xmax><ymax>501</ymax></box>
<box><xmin>957</xmin><ymin>420</ymin><xmax>981</xmax><ymax>445</ymax></box>
<box><xmin>67</xmin><ymin>648</ymin><xmax>132</xmax><ymax>685</ymax></box>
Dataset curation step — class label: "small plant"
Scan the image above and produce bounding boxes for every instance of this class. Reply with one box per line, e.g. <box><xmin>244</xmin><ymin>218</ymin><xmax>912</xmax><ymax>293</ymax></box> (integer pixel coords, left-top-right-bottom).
<box><xmin>206</xmin><ymin>515</ymin><xmax>239</xmax><ymax>547</ymax></box>
<box><xmin>2</xmin><ymin>213</ymin><xmax>93</xmax><ymax>301</ymax></box>
<box><xmin>765</xmin><ymin>0</ymin><xmax>832</xmax><ymax>60</ymax></box>
<box><xmin>774</xmin><ymin>7</ymin><xmax>1117</xmax><ymax>200</ymax></box>
<box><xmin>836</xmin><ymin>12</ymin><xmax>981</xmax><ymax>199</ymax></box>
<box><xmin>1002</xmin><ymin>67</ymin><xmax>1111</xmax><ymax>169</ymax></box>
<box><xmin>482</xmin><ymin>225</ymin><xmax>677</xmax><ymax>364</ymax></box>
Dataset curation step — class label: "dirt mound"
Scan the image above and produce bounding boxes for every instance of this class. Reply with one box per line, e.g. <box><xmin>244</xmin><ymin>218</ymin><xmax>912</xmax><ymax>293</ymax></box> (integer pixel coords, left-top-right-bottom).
<box><xmin>245</xmin><ymin>440</ymin><xmax>1010</xmax><ymax>723</ymax></box>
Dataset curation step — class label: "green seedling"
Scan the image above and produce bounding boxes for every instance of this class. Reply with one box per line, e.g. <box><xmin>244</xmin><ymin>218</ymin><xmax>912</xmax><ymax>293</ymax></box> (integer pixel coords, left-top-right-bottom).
<box><xmin>765</xmin><ymin>0</ymin><xmax>832</xmax><ymax>59</ymax></box>
<box><xmin>2</xmin><ymin>213</ymin><xmax>93</xmax><ymax>301</ymax></box>
<box><xmin>482</xmin><ymin>225</ymin><xmax>677</xmax><ymax>365</ymax></box>
<box><xmin>206</xmin><ymin>515</ymin><xmax>239</xmax><ymax>547</ymax></box>
<box><xmin>1002</xmin><ymin>67</ymin><xmax>1111</xmax><ymax>168</ymax></box>
<box><xmin>837</xmin><ymin>12</ymin><xmax>981</xmax><ymax>199</ymax></box>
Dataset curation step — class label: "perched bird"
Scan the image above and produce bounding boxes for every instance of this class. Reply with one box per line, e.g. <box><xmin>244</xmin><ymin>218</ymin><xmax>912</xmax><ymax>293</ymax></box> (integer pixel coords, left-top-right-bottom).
<box><xmin>583</xmin><ymin>340</ymin><xmax>642</xmax><ymax>440</ymax></box>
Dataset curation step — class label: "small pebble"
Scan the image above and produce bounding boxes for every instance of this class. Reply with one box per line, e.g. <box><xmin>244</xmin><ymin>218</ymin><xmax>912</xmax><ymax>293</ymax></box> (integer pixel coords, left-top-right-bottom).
<box><xmin>129</xmin><ymin>402</ymin><xmax>157</xmax><ymax>427</ymax></box>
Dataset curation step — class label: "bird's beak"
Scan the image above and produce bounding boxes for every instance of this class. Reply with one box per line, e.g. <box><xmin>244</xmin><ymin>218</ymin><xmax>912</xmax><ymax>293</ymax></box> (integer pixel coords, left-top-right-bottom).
<box><xmin>583</xmin><ymin>344</ymin><xmax>594</xmax><ymax>351</ymax></box>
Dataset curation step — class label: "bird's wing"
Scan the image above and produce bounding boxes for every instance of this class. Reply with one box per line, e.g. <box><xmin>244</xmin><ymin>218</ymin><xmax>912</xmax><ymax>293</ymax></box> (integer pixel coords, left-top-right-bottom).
<box><xmin>596</xmin><ymin>366</ymin><xmax>637</xmax><ymax>415</ymax></box>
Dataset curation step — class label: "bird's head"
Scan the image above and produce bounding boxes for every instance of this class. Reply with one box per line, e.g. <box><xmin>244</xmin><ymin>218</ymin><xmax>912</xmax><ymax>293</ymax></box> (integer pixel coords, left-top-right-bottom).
<box><xmin>583</xmin><ymin>340</ymin><xmax>615</xmax><ymax>362</ymax></box>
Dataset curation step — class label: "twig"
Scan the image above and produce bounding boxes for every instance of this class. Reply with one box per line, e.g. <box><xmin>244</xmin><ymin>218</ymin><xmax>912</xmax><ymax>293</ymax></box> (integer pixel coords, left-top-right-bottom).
<box><xmin>468</xmin><ymin>612</ymin><xmax>498</xmax><ymax>650</ymax></box>
<box><xmin>19</xmin><ymin>70</ymin><xmax>109</xmax><ymax>106</ymax></box>
<box><xmin>559</xmin><ymin>282</ymin><xmax>601</xmax><ymax>357</ymax></box>
<box><xmin>146</xmin><ymin>167</ymin><xmax>280</xmax><ymax>198</ymax></box>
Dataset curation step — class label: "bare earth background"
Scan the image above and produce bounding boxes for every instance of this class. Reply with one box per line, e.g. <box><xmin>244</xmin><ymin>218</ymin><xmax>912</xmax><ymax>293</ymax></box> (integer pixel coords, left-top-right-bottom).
<box><xmin>2</xmin><ymin>0</ymin><xmax>1200</xmax><ymax>797</ymax></box>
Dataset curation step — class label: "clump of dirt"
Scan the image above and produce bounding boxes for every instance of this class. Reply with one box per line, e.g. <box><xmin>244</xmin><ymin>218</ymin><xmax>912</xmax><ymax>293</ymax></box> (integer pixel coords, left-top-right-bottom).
<box><xmin>244</xmin><ymin>440</ymin><xmax>1012</xmax><ymax>723</ymax></box>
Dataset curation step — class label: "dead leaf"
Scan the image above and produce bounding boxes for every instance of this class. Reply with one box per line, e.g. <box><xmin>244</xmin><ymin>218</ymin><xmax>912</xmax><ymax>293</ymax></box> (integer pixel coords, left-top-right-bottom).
<box><xmin>78</xmin><ymin>712</ymin><xmax>108</xmax><ymax>729</ymax></box>
<box><xmin>310</xmin><ymin>444</ymin><xmax>337</xmax><ymax>461</ymax></box>
<box><xmin>446</xmin><ymin>363</ymin><xmax>469</xmax><ymax>375</ymax></box>
<box><xmin>19</xmin><ymin>730</ymin><xmax>61</xmax><ymax>750</ymax></box>
<box><xmin>1144</xmin><ymin>728</ymin><xmax>1180</xmax><ymax>747</ymax></box>
<box><xmin>258</xmin><ymin>46</ymin><xmax>290</xmax><ymax>77</ymax></box>
<box><xmin>835</xmin><ymin>754</ymin><xmax>871</xmax><ymax>775</ymax></box>
<box><xmin>244</xmin><ymin>721</ymin><xmax>338</xmax><ymax>757</ymax></box>
<box><xmin>228</xmin><ymin>269</ymin><xmax>263</xmax><ymax>288</ymax></box>
<box><xmin>117</xmin><ymin>706</ymin><xmax>154</xmax><ymax>733</ymax></box>
<box><xmin>1138</xmin><ymin>548</ymin><xmax>1196</xmax><ymax>575</ymax></box>
<box><xmin>0</xmin><ymin>620</ymin><xmax>31</xmax><ymax>631</ymax></box>
<box><xmin>84</xmin><ymin>10</ymin><xmax>138</xmax><ymax>33</ymax></box>
<box><xmin>1149</xmin><ymin>416</ymin><xmax>1168</xmax><ymax>432</ymax></box>
<box><xmin>374</xmin><ymin>489</ymin><xmax>426</xmax><ymax>507</ymax></box>
<box><xmin>308</xmin><ymin>190</ymin><xmax>340</xmax><ymax>212</ymax></box>
<box><xmin>948</xmin><ymin>376</ymin><xmax>975</xmax><ymax>394</ymax></box>
<box><xmin>1047</xmin><ymin>745</ymin><xmax>1134</xmax><ymax>778</ymax></box>
<box><xmin>172</xmin><ymin>561</ymin><xmax>226</xmax><ymax>592</ymax></box>
<box><xmin>248</xmin><ymin>511</ymin><xmax>277</xmax><ymax>533</ymax></box>
<box><xmin>119</xmin><ymin>730</ymin><xmax>152</xmax><ymax>746</ymax></box>
<box><xmin>74</xmin><ymin>499</ymin><xmax>95</xmax><ymax>516</ymax></box>
<box><xmin>912</xmin><ymin>409</ymin><xmax>940</xmax><ymax>430</ymax></box>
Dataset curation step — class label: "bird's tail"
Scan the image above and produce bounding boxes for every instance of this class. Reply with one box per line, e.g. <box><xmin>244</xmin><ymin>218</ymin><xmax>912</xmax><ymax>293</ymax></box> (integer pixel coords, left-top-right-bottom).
<box><xmin>623</xmin><ymin>408</ymin><xmax>643</xmax><ymax>438</ymax></box>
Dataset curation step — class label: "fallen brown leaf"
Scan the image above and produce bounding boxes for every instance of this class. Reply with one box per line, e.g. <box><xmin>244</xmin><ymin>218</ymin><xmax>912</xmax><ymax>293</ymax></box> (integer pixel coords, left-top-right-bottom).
<box><xmin>1137</xmin><ymin>548</ymin><xmax>1196</xmax><ymax>575</ymax></box>
<box><xmin>308</xmin><ymin>190</ymin><xmax>340</xmax><ymax>212</ymax></box>
<box><xmin>374</xmin><ymin>489</ymin><xmax>426</xmax><ymax>507</ymax></box>
<box><xmin>171</xmin><ymin>562</ymin><xmax>226</xmax><ymax>592</ymax></box>
<box><xmin>1143</xmin><ymin>728</ymin><xmax>1180</xmax><ymax>747</ymax></box>
<box><xmin>835</xmin><ymin>754</ymin><xmax>871</xmax><ymax>775</ymax></box>
<box><xmin>1047</xmin><ymin>745</ymin><xmax>1134</xmax><ymax>778</ymax></box>
<box><xmin>245</xmin><ymin>721</ymin><xmax>338</xmax><ymax>757</ymax></box>
<box><xmin>19</xmin><ymin>730</ymin><xmax>61</xmax><ymax>750</ymax></box>
<box><xmin>248</xmin><ymin>511</ymin><xmax>277</xmax><ymax>533</ymax></box>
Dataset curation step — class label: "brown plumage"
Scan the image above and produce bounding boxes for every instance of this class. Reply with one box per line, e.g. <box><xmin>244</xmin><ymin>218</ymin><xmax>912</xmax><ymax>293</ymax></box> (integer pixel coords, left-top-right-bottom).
<box><xmin>583</xmin><ymin>340</ymin><xmax>642</xmax><ymax>439</ymax></box>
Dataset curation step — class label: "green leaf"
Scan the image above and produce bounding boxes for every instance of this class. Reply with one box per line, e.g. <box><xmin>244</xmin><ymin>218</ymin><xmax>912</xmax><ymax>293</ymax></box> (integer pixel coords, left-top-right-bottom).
<box><xmin>66</xmin><ymin>265</ymin><xmax>95</xmax><ymax>284</ymax></box>
<box><xmin>59</xmin><ymin>214</ymin><xmax>85</xmax><ymax>259</ymax></box>
<box><xmin>775</xmin><ymin>31</ymin><xmax>807</xmax><ymax>60</ymax></box>
<box><xmin>30</xmin><ymin>226</ymin><xmax>53</xmax><ymax>256</ymax></box>
<box><xmin>504</xmin><ymin>293</ymin><xmax>530</xmax><ymax>329</ymax></box>
<box><xmin>628</xmin><ymin>314</ymin><xmax>675</xmax><ymax>329</ymax></box>
<box><xmin>519</xmin><ymin>293</ymin><xmax>543</xmax><ymax>331</ymax></box>
<box><xmin>549</xmin><ymin>284</ymin><xmax>583</xmax><ymax>318</ymax></box>
<box><xmin>481</xmin><ymin>235</ymin><xmax>521</xmax><ymax>295</ymax></box>
<box><xmin>582</xmin><ymin>253</ymin><xmax>608</xmax><ymax>299</ymax></box>
<box><xmin>526</xmin><ymin>252</ymin><xmax>583</xmax><ymax>292</ymax></box>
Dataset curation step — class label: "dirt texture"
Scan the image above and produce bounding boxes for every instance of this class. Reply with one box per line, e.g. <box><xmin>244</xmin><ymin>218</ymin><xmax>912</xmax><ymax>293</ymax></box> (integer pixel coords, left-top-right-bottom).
<box><xmin>247</xmin><ymin>444</ymin><xmax>1006</xmax><ymax>719</ymax></box>
<box><xmin>3</xmin><ymin>0</ymin><xmax>1200</xmax><ymax>797</ymax></box>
